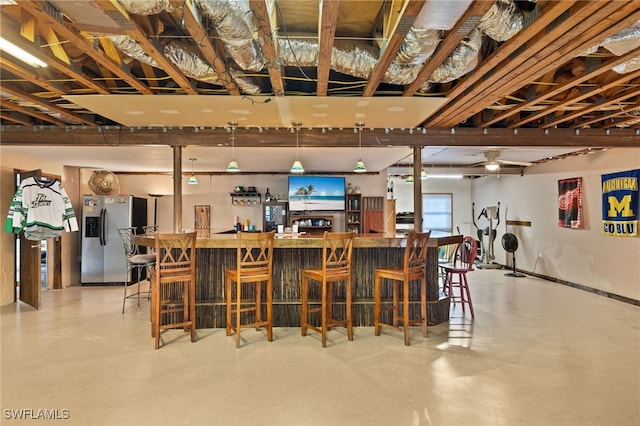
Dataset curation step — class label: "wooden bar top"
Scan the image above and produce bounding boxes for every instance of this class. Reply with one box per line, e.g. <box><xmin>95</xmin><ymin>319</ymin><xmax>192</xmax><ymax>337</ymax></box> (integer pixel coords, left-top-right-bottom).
<box><xmin>136</xmin><ymin>232</ymin><xmax>462</xmax><ymax>249</ymax></box>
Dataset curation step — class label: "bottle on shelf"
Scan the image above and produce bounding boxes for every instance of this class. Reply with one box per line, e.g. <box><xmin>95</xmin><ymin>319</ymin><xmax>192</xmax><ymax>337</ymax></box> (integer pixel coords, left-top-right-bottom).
<box><xmin>265</xmin><ymin>187</ymin><xmax>271</xmax><ymax>202</ymax></box>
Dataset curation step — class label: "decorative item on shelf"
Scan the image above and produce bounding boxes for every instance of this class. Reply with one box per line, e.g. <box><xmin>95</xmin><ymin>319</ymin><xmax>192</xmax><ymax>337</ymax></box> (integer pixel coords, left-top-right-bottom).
<box><xmin>291</xmin><ymin>122</ymin><xmax>304</xmax><ymax>173</ymax></box>
<box><xmin>234</xmin><ymin>186</ymin><xmax>245</xmax><ymax>193</ymax></box>
<box><xmin>353</xmin><ymin>122</ymin><xmax>367</xmax><ymax>173</ymax></box>
<box><xmin>188</xmin><ymin>158</ymin><xmax>198</xmax><ymax>185</ymax></box>
<box><xmin>265</xmin><ymin>187</ymin><xmax>271</xmax><ymax>202</ymax></box>
<box><xmin>227</xmin><ymin>121</ymin><xmax>239</xmax><ymax>172</ymax></box>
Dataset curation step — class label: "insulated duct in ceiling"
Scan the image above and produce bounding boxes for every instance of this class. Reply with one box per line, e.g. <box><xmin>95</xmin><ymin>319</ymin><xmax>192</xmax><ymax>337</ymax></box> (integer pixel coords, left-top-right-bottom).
<box><xmin>114</xmin><ymin>0</ymin><xmax>524</xmax><ymax>93</ymax></box>
<box><xmin>109</xmin><ymin>36</ymin><xmax>261</xmax><ymax>94</ymax></box>
<box><xmin>478</xmin><ymin>0</ymin><xmax>524</xmax><ymax>42</ymax></box>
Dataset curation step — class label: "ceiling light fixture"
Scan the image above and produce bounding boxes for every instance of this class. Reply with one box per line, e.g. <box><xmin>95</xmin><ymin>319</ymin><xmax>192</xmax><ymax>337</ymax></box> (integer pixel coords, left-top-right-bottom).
<box><xmin>188</xmin><ymin>158</ymin><xmax>198</xmax><ymax>184</ymax></box>
<box><xmin>421</xmin><ymin>169</ymin><xmax>428</xmax><ymax>179</ymax></box>
<box><xmin>405</xmin><ymin>175</ymin><xmax>414</xmax><ymax>183</ymax></box>
<box><xmin>291</xmin><ymin>122</ymin><xmax>304</xmax><ymax>173</ymax></box>
<box><xmin>227</xmin><ymin>121</ymin><xmax>239</xmax><ymax>172</ymax></box>
<box><xmin>354</xmin><ymin>122</ymin><xmax>367</xmax><ymax>173</ymax></box>
<box><xmin>485</xmin><ymin>161</ymin><xmax>500</xmax><ymax>172</ymax></box>
<box><xmin>0</xmin><ymin>37</ymin><xmax>48</xmax><ymax>68</ymax></box>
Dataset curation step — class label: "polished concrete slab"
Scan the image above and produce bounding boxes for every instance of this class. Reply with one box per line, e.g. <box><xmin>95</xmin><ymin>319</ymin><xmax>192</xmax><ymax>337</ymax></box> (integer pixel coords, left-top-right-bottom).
<box><xmin>1</xmin><ymin>269</ymin><xmax>639</xmax><ymax>426</ymax></box>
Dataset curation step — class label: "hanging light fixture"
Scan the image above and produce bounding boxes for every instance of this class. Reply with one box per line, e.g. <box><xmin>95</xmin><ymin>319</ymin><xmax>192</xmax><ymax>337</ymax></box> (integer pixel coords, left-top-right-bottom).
<box><xmin>421</xmin><ymin>169</ymin><xmax>428</xmax><ymax>179</ymax></box>
<box><xmin>188</xmin><ymin>158</ymin><xmax>198</xmax><ymax>184</ymax></box>
<box><xmin>227</xmin><ymin>121</ymin><xmax>239</xmax><ymax>172</ymax></box>
<box><xmin>291</xmin><ymin>122</ymin><xmax>304</xmax><ymax>173</ymax></box>
<box><xmin>405</xmin><ymin>174</ymin><xmax>414</xmax><ymax>183</ymax></box>
<box><xmin>354</xmin><ymin>122</ymin><xmax>367</xmax><ymax>172</ymax></box>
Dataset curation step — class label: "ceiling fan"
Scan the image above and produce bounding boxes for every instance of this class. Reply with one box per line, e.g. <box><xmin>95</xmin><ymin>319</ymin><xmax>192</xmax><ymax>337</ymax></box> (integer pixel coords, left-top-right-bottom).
<box><xmin>481</xmin><ymin>150</ymin><xmax>533</xmax><ymax>171</ymax></box>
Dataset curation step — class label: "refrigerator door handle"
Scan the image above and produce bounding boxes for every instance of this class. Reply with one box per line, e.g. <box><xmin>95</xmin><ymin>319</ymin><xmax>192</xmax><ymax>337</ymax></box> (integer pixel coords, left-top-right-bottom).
<box><xmin>100</xmin><ymin>208</ymin><xmax>106</xmax><ymax>246</ymax></box>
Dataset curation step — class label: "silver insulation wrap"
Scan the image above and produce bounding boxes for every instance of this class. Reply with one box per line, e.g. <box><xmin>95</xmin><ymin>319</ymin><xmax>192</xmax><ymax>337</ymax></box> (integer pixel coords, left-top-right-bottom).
<box><xmin>118</xmin><ymin>0</ymin><xmax>173</xmax><ymax>15</ymax></box>
<box><xmin>109</xmin><ymin>36</ymin><xmax>261</xmax><ymax>94</ymax></box>
<box><xmin>580</xmin><ymin>21</ymin><xmax>640</xmax><ymax>75</ymax></box>
<box><xmin>429</xmin><ymin>28</ymin><xmax>483</xmax><ymax>83</ymax></box>
<box><xmin>114</xmin><ymin>0</ymin><xmax>520</xmax><ymax>93</ymax></box>
<box><xmin>195</xmin><ymin>0</ymin><xmax>265</xmax><ymax>71</ymax></box>
<box><xmin>395</xmin><ymin>28</ymin><xmax>441</xmax><ymax>65</ymax></box>
<box><xmin>478</xmin><ymin>0</ymin><xmax>524</xmax><ymax>42</ymax></box>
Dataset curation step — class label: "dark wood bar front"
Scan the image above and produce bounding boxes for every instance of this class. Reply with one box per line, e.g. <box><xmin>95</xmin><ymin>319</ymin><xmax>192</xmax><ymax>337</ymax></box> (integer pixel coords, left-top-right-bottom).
<box><xmin>137</xmin><ymin>233</ymin><xmax>462</xmax><ymax>329</ymax></box>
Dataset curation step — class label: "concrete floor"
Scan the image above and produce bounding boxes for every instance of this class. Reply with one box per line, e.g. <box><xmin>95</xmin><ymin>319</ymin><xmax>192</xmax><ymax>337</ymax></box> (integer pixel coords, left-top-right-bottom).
<box><xmin>1</xmin><ymin>269</ymin><xmax>639</xmax><ymax>426</ymax></box>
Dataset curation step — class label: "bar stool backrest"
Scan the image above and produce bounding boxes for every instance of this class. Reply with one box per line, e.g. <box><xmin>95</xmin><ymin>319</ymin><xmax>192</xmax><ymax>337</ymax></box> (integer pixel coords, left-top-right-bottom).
<box><xmin>235</xmin><ymin>231</ymin><xmax>275</xmax><ymax>276</ymax></box>
<box><xmin>321</xmin><ymin>231</ymin><xmax>356</xmax><ymax>277</ymax></box>
<box><xmin>154</xmin><ymin>232</ymin><xmax>197</xmax><ymax>282</ymax></box>
<box><xmin>454</xmin><ymin>236</ymin><xmax>478</xmax><ymax>271</ymax></box>
<box><xmin>118</xmin><ymin>227</ymin><xmax>141</xmax><ymax>259</ymax></box>
<box><xmin>404</xmin><ymin>231</ymin><xmax>431</xmax><ymax>274</ymax></box>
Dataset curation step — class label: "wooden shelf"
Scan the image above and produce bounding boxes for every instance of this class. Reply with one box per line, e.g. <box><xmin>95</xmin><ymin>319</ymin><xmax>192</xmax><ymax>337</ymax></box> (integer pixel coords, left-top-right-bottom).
<box><xmin>345</xmin><ymin>193</ymin><xmax>362</xmax><ymax>233</ymax></box>
<box><xmin>230</xmin><ymin>192</ymin><xmax>261</xmax><ymax>205</ymax></box>
<box><xmin>290</xmin><ymin>214</ymin><xmax>333</xmax><ymax>235</ymax></box>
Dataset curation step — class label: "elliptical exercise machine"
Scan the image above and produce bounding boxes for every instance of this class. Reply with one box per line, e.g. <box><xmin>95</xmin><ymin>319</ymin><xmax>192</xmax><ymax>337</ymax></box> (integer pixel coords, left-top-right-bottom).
<box><xmin>472</xmin><ymin>201</ymin><xmax>502</xmax><ymax>269</ymax></box>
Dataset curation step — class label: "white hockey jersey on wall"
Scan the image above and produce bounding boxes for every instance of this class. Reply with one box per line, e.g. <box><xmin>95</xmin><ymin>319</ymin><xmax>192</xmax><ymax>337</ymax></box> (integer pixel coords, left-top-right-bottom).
<box><xmin>4</xmin><ymin>176</ymin><xmax>79</xmax><ymax>240</ymax></box>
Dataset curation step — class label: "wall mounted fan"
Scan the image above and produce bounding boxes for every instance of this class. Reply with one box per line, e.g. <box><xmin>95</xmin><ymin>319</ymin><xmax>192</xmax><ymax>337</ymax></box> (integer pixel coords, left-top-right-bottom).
<box><xmin>481</xmin><ymin>150</ymin><xmax>533</xmax><ymax>171</ymax></box>
<box><xmin>501</xmin><ymin>233</ymin><xmax>526</xmax><ymax>277</ymax></box>
<box><xmin>88</xmin><ymin>170</ymin><xmax>120</xmax><ymax>195</ymax></box>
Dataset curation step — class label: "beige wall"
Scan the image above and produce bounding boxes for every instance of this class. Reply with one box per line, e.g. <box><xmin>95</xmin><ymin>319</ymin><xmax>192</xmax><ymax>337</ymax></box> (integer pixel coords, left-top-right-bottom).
<box><xmin>111</xmin><ymin>172</ymin><xmax>387</xmax><ymax>233</ymax></box>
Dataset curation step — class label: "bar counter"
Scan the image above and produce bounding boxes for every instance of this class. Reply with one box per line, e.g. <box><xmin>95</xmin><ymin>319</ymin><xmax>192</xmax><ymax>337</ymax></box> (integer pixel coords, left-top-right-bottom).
<box><xmin>136</xmin><ymin>232</ymin><xmax>462</xmax><ymax>328</ymax></box>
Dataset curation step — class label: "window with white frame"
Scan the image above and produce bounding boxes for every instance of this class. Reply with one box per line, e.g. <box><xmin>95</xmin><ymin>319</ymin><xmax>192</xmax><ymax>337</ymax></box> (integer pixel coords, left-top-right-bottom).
<box><xmin>422</xmin><ymin>193</ymin><xmax>452</xmax><ymax>232</ymax></box>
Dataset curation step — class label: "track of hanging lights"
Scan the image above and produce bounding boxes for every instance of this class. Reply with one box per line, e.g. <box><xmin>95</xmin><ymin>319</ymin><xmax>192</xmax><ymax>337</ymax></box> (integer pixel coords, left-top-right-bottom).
<box><xmin>227</xmin><ymin>121</ymin><xmax>239</xmax><ymax>172</ymax></box>
<box><xmin>291</xmin><ymin>122</ymin><xmax>304</xmax><ymax>173</ymax></box>
<box><xmin>354</xmin><ymin>122</ymin><xmax>367</xmax><ymax>173</ymax></box>
<box><xmin>188</xmin><ymin>158</ymin><xmax>198</xmax><ymax>184</ymax></box>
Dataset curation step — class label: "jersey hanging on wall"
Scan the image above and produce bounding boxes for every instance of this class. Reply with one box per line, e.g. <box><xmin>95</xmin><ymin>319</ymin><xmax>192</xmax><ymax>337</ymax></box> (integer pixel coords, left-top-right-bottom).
<box><xmin>4</xmin><ymin>176</ymin><xmax>79</xmax><ymax>240</ymax></box>
<box><xmin>601</xmin><ymin>169</ymin><xmax>639</xmax><ymax>237</ymax></box>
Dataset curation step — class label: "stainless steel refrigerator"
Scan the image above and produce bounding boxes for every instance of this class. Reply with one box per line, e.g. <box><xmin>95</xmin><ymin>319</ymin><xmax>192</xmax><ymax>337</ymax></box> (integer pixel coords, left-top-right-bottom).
<box><xmin>81</xmin><ymin>195</ymin><xmax>147</xmax><ymax>285</ymax></box>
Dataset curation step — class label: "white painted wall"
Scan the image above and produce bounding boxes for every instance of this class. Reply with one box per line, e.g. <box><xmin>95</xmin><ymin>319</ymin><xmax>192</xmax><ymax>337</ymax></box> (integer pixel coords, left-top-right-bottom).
<box><xmin>471</xmin><ymin>148</ymin><xmax>640</xmax><ymax>301</ymax></box>
<box><xmin>389</xmin><ymin>176</ymin><xmax>474</xmax><ymax>236</ymax></box>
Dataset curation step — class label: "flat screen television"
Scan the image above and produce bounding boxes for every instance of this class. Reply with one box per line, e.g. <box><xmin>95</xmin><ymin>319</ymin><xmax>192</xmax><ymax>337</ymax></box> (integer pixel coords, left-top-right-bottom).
<box><xmin>288</xmin><ymin>175</ymin><xmax>346</xmax><ymax>212</ymax></box>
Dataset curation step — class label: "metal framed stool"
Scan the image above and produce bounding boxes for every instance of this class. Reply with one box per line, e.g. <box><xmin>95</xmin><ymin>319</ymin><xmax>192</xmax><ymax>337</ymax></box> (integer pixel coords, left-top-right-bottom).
<box><xmin>118</xmin><ymin>227</ymin><xmax>155</xmax><ymax>313</ymax></box>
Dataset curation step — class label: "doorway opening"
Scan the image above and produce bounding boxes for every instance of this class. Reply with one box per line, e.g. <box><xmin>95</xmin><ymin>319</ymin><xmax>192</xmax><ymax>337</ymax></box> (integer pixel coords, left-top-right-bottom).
<box><xmin>11</xmin><ymin>169</ymin><xmax>62</xmax><ymax>307</ymax></box>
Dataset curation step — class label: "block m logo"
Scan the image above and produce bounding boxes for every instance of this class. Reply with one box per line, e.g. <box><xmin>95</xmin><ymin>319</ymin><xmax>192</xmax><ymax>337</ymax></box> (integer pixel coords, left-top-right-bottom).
<box><xmin>607</xmin><ymin>195</ymin><xmax>634</xmax><ymax>218</ymax></box>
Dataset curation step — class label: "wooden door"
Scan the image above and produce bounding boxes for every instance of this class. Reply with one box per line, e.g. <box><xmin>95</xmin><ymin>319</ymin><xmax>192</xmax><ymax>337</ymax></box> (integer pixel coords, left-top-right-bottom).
<box><xmin>19</xmin><ymin>234</ymin><xmax>41</xmax><ymax>309</ymax></box>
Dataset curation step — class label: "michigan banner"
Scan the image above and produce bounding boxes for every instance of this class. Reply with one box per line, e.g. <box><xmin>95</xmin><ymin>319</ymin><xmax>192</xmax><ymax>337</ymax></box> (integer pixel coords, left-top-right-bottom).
<box><xmin>601</xmin><ymin>169</ymin><xmax>639</xmax><ymax>237</ymax></box>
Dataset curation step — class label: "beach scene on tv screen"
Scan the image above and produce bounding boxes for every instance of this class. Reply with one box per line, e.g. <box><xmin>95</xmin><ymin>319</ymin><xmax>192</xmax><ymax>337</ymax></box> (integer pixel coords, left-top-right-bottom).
<box><xmin>288</xmin><ymin>176</ymin><xmax>345</xmax><ymax>211</ymax></box>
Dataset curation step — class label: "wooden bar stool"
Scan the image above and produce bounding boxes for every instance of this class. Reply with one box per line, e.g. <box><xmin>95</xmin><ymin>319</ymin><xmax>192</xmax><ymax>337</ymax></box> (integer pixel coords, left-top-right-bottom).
<box><xmin>442</xmin><ymin>235</ymin><xmax>478</xmax><ymax>319</ymax></box>
<box><xmin>151</xmin><ymin>232</ymin><xmax>197</xmax><ymax>350</ymax></box>
<box><xmin>225</xmin><ymin>231</ymin><xmax>275</xmax><ymax>348</ymax></box>
<box><xmin>301</xmin><ymin>231</ymin><xmax>355</xmax><ymax>348</ymax></box>
<box><xmin>374</xmin><ymin>231</ymin><xmax>431</xmax><ymax>346</ymax></box>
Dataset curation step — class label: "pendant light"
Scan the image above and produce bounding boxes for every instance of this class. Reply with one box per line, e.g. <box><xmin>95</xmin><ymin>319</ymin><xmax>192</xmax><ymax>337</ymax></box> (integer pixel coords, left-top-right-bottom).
<box><xmin>354</xmin><ymin>122</ymin><xmax>367</xmax><ymax>173</ymax></box>
<box><xmin>291</xmin><ymin>122</ymin><xmax>304</xmax><ymax>173</ymax></box>
<box><xmin>227</xmin><ymin>121</ymin><xmax>239</xmax><ymax>172</ymax></box>
<box><xmin>188</xmin><ymin>158</ymin><xmax>198</xmax><ymax>184</ymax></box>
